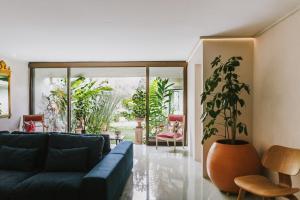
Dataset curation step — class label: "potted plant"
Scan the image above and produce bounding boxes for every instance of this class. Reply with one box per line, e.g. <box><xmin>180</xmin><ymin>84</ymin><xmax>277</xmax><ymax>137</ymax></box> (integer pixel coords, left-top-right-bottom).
<box><xmin>201</xmin><ymin>56</ymin><xmax>261</xmax><ymax>193</ymax></box>
<box><xmin>131</xmin><ymin>89</ymin><xmax>147</xmax><ymax>127</ymax></box>
<box><xmin>121</xmin><ymin>88</ymin><xmax>146</xmax><ymax>144</ymax></box>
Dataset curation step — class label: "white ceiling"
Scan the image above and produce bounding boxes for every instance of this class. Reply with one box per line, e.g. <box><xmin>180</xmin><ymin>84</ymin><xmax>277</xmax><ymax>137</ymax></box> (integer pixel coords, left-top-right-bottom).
<box><xmin>0</xmin><ymin>0</ymin><xmax>299</xmax><ymax>61</ymax></box>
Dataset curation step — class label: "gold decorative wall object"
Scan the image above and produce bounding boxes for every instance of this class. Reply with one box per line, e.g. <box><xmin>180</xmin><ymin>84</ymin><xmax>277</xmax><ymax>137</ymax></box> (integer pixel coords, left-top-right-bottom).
<box><xmin>0</xmin><ymin>60</ymin><xmax>11</xmax><ymax>118</ymax></box>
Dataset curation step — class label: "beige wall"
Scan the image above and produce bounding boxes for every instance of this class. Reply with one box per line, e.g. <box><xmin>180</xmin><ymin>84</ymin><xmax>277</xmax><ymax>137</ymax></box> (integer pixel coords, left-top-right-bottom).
<box><xmin>253</xmin><ymin>9</ymin><xmax>300</xmax><ymax>198</ymax></box>
<box><xmin>0</xmin><ymin>56</ymin><xmax>28</xmax><ymax>131</ymax></box>
<box><xmin>202</xmin><ymin>39</ymin><xmax>254</xmax><ymax>177</ymax></box>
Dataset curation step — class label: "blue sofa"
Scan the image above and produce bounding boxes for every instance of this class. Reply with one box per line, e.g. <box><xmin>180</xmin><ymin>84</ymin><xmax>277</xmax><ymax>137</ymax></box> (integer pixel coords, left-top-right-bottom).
<box><xmin>0</xmin><ymin>131</ymin><xmax>133</xmax><ymax>200</ymax></box>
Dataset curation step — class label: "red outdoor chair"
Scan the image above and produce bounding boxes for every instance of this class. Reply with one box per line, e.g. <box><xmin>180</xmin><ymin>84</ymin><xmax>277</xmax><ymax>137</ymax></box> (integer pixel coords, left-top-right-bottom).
<box><xmin>156</xmin><ymin>114</ymin><xmax>185</xmax><ymax>151</ymax></box>
<box><xmin>23</xmin><ymin>114</ymin><xmax>48</xmax><ymax>132</ymax></box>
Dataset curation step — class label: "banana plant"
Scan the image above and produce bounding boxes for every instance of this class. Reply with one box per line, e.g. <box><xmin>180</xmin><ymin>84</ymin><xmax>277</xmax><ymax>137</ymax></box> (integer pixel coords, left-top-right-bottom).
<box><xmin>149</xmin><ymin>78</ymin><xmax>174</xmax><ymax>136</ymax></box>
<box><xmin>71</xmin><ymin>76</ymin><xmax>112</xmax><ymax>131</ymax></box>
<box><xmin>47</xmin><ymin>75</ymin><xmax>112</xmax><ymax>133</ymax></box>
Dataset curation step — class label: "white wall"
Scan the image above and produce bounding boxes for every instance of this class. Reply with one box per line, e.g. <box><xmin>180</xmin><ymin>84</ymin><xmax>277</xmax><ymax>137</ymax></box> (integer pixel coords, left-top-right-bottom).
<box><xmin>188</xmin><ymin>42</ymin><xmax>203</xmax><ymax>162</ymax></box>
<box><xmin>253</xmin><ymin>9</ymin><xmax>300</xmax><ymax>197</ymax></box>
<box><xmin>0</xmin><ymin>56</ymin><xmax>28</xmax><ymax>131</ymax></box>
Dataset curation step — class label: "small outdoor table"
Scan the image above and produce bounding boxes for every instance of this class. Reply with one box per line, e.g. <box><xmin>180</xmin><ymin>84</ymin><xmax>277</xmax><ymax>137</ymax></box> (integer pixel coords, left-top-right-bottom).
<box><xmin>110</xmin><ymin>135</ymin><xmax>125</xmax><ymax>145</ymax></box>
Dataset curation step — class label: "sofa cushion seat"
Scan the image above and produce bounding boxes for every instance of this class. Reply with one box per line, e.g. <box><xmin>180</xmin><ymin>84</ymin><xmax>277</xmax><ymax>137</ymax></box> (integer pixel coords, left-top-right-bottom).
<box><xmin>0</xmin><ymin>170</ymin><xmax>36</xmax><ymax>200</ymax></box>
<box><xmin>13</xmin><ymin>172</ymin><xmax>85</xmax><ymax>200</ymax></box>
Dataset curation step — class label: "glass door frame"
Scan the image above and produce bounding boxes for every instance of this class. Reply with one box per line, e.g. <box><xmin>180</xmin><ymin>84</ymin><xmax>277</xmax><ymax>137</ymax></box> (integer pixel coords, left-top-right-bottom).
<box><xmin>29</xmin><ymin>61</ymin><xmax>188</xmax><ymax>145</ymax></box>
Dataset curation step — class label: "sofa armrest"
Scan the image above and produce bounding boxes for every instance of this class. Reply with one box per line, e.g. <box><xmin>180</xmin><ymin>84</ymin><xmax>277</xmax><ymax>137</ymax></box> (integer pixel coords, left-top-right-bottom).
<box><xmin>110</xmin><ymin>141</ymin><xmax>133</xmax><ymax>155</ymax></box>
<box><xmin>81</xmin><ymin>153</ymin><xmax>125</xmax><ymax>200</ymax></box>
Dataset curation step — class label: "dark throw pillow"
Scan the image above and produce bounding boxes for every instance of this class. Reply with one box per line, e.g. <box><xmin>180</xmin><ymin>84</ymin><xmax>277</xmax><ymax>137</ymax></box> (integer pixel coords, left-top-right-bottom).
<box><xmin>45</xmin><ymin>147</ymin><xmax>88</xmax><ymax>172</ymax></box>
<box><xmin>0</xmin><ymin>145</ymin><xmax>38</xmax><ymax>171</ymax></box>
<box><xmin>48</xmin><ymin>133</ymin><xmax>104</xmax><ymax>169</ymax></box>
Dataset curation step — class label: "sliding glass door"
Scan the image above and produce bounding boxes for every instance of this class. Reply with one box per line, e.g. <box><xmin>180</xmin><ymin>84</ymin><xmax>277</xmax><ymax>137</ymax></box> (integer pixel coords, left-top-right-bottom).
<box><xmin>33</xmin><ymin>68</ymin><xmax>68</xmax><ymax>132</ymax></box>
<box><xmin>30</xmin><ymin>63</ymin><xmax>186</xmax><ymax>145</ymax></box>
<box><xmin>70</xmin><ymin>67</ymin><xmax>146</xmax><ymax>142</ymax></box>
<box><xmin>148</xmin><ymin>67</ymin><xmax>184</xmax><ymax>141</ymax></box>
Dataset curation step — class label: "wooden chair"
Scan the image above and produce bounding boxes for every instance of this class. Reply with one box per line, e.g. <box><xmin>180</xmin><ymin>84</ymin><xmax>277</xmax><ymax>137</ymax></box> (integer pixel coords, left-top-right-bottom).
<box><xmin>23</xmin><ymin>114</ymin><xmax>48</xmax><ymax>132</ymax></box>
<box><xmin>234</xmin><ymin>145</ymin><xmax>300</xmax><ymax>200</ymax></box>
<box><xmin>155</xmin><ymin>114</ymin><xmax>185</xmax><ymax>151</ymax></box>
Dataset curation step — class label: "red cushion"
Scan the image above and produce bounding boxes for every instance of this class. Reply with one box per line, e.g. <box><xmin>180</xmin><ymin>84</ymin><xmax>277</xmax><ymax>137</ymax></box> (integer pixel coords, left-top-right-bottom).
<box><xmin>157</xmin><ymin>132</ymin><xmax>182</xmax><ymax>138</ymax></box>
<box><xmin>24</xmin><ymin>121</ymin><xmax>36</xmax><ymax>132</ymax></box>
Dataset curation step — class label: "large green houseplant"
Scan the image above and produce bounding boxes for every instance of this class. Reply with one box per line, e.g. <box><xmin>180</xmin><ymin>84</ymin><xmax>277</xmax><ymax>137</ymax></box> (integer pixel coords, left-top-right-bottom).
<box><xmin>201</xmin><ymin>56</ymin><xmax>249</xmax><ymax>144</ymax></box>
<box><xmin>201</xmin><ymin>56</ymin><xmax>261</xmax><ymax>193</ymax></box>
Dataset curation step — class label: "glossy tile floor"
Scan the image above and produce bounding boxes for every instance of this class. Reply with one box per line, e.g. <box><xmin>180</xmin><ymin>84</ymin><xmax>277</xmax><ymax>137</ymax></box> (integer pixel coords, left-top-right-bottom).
<box><xmin>120</xmin><ymin>145</ymin><xmax>258</xmax><ymax>200</ymax></box>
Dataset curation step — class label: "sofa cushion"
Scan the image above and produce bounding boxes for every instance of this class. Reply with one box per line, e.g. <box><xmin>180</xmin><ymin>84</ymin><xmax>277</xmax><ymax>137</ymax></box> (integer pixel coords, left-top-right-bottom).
<box><xmin>0</xmin><ymin>146</ymin><xmax>38</xmax><ymax>171</ymax></box>
<box><xmin>0</xmin><ymin>131</ymin><xmax>9</xmax><ymax>134</ymax></box>
<box><xmin>13</xmin><ymin>172</ymin><xmax>85</xmax><ymax>200</ymax></box>
<box><xmin>99</xmin><ymin>134</ymin><xmax>111</xmax><ymax>155</ymax></box>
<box><xmin>45</xmin><ymin>147</ymin><xmax>88</xmax><ymax>172</ymax></box>
<box><xmin>48</xmin><ymin>133</ymin><xmax>104</xmax><ymax>169</ymax></box>
<box><xmin>0</xmin><ymin>133</ymin><xmax>48</xmax><ymax>170</ymax></box>
<box><xmin>52</xmin><ymin>132</ymin><xmax>111</xmax><ymax>155</ymax></box>
<box><xmin>0</xmin><ymin>170</ymin><xmax>36</xmax><ymax>200</ymax></box>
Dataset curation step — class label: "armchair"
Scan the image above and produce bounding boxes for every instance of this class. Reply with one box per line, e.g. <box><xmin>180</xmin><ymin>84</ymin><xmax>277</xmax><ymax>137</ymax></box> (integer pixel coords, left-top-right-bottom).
<box><xmin>155</xmin><ymin>114</ymin><xmax>185</xmax><ymax>151</ymax></box>
<box><xmin>23</xmin><ymin>114</ymin><xmax>48</xmax><ymax>132</ymax></box>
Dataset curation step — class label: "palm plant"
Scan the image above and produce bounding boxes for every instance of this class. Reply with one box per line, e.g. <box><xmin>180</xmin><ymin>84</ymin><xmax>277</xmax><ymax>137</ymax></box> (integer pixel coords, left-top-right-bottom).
<box><xmin>87</xmin><ymin>93</ymin><xmax>121</xmax><ymax>133</ymax></box>
<box><xmin>201</xmin><ymin>56</ymin><xmax>250</xmax><ymax>144</ymax></box>
<box><xmin>149</xmin><ymin>78</ymin><xmax>174</xmax><ymax>136</ymax></box>
<box><xmin>121</xmin><ymin>77</ymin><xmax>175</xmax><ymax>137</ymax></box>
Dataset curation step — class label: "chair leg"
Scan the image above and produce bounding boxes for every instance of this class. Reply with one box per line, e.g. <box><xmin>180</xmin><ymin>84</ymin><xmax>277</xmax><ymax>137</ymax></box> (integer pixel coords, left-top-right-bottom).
<box><xmin>167</xmin><ymin>140</ymin><xmax>169</xmax><ymax>146</ymax></box>
<box><xmin>174</xmin><ymin>139</ymin><xmax>176</xmax><ymax>152</ymax></box>
<box><xmin>156</xmin><ymin>137</ymin><xmax>158</xmax><ymax>150</ymax></box>
<box><xmin>182</xmin><ymin>139</ymin><xmax>184</xmax><ymax>149</ymax></box>
<box><xmin>237</xmin><ymin>188</ymin><xmax>245</xmax><ymax>200</ymax></box>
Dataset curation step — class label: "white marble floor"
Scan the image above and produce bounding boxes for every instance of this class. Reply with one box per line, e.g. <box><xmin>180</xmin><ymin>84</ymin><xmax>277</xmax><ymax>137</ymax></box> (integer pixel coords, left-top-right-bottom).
<box><xmin>120</xmin><ymin>145</ymin><xmax>258</xmax><ymax>200</ymax></box>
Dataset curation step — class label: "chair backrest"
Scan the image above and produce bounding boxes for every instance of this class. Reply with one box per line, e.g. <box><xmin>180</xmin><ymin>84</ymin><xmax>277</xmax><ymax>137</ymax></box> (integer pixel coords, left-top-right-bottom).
<box><xmin>262</xmin><ymin>145</ymin><xmax>300</xmax><ymax>176</ymax></box>
<box><xmin>168</xmin><ymin>114</ymin><xmax>185</xmax><ymax>122</ymax></box>
<box><xmin>168</xmin><ymin>115</ymin><xmax>185</xmax><ymax>135</ymax></box>
<box><xmin>23</xmin><ymin>114</ymin><xmax>44</xmax><ymax>122</ymax></box>
<box><xmin>23</xmin><ymin>115</ymin><xmax>46</xmax><ymax>132</ymax></box>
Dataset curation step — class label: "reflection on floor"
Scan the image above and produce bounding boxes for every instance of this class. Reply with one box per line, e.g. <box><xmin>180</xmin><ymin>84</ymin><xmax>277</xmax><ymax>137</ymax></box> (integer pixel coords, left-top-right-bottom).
<box><xmin>120</xmin><ymin>145</ymin><xmax>258</xmax><ymax>200</ymax></box>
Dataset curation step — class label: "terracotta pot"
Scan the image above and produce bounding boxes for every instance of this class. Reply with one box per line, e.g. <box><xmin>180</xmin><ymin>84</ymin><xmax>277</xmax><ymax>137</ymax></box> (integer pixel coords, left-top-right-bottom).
<box><xmin>207</xmin><ymin>140</ymin><xmax>261</xmax><ymax>193</ymax></box>
<box><xmin>135</xmin><ymin>127</ymin><xmax>143</xmax><ymax>144</ymax></box>
<box><xmin>136</xmin><ymin>118</ymin><xmax>144</xmax><ymax>128</ymax></box>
